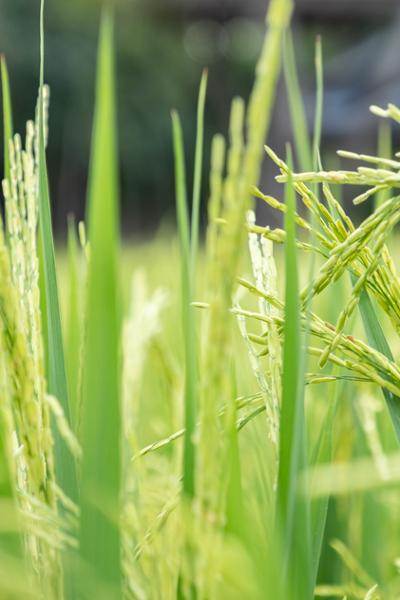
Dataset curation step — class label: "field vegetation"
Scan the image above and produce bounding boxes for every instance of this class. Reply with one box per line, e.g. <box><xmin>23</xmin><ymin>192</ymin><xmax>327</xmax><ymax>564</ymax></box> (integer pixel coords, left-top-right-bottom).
<box><xmin>0</xmin><ymin>0</ymin><xmax>399</xmax><ymax>598</ymax></box>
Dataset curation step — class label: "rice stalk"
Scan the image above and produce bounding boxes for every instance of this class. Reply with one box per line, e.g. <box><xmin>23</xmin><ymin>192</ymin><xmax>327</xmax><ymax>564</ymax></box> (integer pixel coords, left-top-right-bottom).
<box><xmin>196</xmin><ymin>2</ymin><xmax>292</xmax><ymax>594</ymax></box>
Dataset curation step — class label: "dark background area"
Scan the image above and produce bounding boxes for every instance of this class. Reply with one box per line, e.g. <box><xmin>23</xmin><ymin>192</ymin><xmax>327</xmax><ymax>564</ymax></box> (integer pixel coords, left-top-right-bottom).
<box><xmin>1</xmin><ymin>0</ymin><xmax>400</xmax><ymax>236</ymax></box>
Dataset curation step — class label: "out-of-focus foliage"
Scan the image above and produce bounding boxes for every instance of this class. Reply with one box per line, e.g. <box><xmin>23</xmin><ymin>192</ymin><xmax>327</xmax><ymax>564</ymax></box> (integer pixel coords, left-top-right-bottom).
<box><xmin>0</xmin><ymin>0</ymin><xmax>265</xmax><ymax>231</ymax></box>
<box><xmin>1</xmin><ymin>0</ymin><xmax>398</xmax><ymax>232</ymax></box>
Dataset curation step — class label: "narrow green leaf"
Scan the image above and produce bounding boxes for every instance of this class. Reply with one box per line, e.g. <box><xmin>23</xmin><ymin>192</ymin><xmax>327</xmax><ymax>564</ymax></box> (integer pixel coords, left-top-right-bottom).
<box><xmin>276</xmin><ymin>146</ymin><xmax>311</xmax><ymax>598</ymax></box>
<box><xmin>283</xmin><ymin>31</ymin><xmax>312</xmax><ymax>171</ymax></box>
<box><xmin>276</xmin><ymin>145</ymin><xmax>301</xmax><ymax>536</ymax></box>
<box><xmin>190</xmin><ymin>69</ymin><xmax>208</xmax><ymax>281</ymax></box>
<box><xmin>375</xmin><ymin>121</ymin><xmax>392</xmax><ymax>208</ymax></box>
<box><xmin>171</xmin><ymin>110</ymin><xmax>197</xmax><ymax>498</ymax></box>
<box><xmin>224</xmin><ymin>366</ymin><xmax>245</xmax><ymax>540</ymax></box>
<box><xmin>309</xmin><ymin>380</ymin><xmax>340</xmax><ymax>587</ymax></box>
<box><xmin>284</xmin><ymin>33</ymin><xmax>328</xmax><ymax>590</ymax></box>
<box><xmin>79</xmin><ymin>11</ymin><xmax>122</xmax><ymax>598</ymax></box>
<box><xmin>38</xmin><ymin>0</ymin><xmax>77</xmax><ymax>501</ymax></box>
<box><xmin>356</xmin><ymin>282</ymin><xmax>400</xmax><ymax>442</ymax></box>
<box><xmin>171</xmin><ymin>112</ymin><xmax>190</xmax><ymax>268</ymax></box>
<box><xmin>38</xmin><ymin>4</ymin><xmax>79</xmax><ymax>598</ymax></box>
<box><xmin>66</xmin><ymin>216</ymin><xmax>81</xmax><ymax>431</ymax></box>
<box><xmin>1</xmin><ymin>55</ymin><xmax>13</xmax><ymax>182</ymax></box>
<box><xmin>312</xmin><ymin>36</ymin><xmax>323</xmax><ymax>171</ymax></box>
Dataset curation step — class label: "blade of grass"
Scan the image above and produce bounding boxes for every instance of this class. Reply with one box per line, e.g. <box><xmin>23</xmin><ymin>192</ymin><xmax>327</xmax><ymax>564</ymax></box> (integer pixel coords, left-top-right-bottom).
<box><xmin>190</xmin><ymin>69</ymin><xmax>208</xmax><ymax>282</ymax></box>
<box><xmin>1</xmin><ymin>55</ymin><xmax>13</xmax><ymax>182</ymax></box>
<box><xmin>276</xmin><ymin>146</ymin><xmax>311</xmax><ymax>599</ymax></box>
<box><xmin>38</xmin><ymin>0</ymin><xmax>77</xmax><ymax>500</ymax></box>
<box><xmin>312</xmin><ymin>36</ymin><xmax>323</xmax><ymax>171</ymax></box>
<box><xmin>283</xmin><ymin>31</ymin><xmax>312</xmax><ymax>172</ymax></box>
<box><xmin>375</xmin><ymin>121</ymin><xmax>392</xmax><ymax>208</ymax></box>
<box><xmin>290</xmin><ymin>42</ymin><xmax>323</xmax><ymax>585</ymax></box>
<box><xmin>171</xmin><ymin>110</ymin><xmax>197</xmax><ymax>498</ymax></box>
<box><xmin>224</xmin><ymin>365</ymin><xmax>245</xmax><ymax>540</ymax></box>
<box><xmin>66</xmin><ymin>216</ymin><xmax>81</xmax><ymax>431</ymax></box>
<box><xmin>283</xmin><ymin>33</ymin><xmax>323</xmax><ymax>176</ymax></box>
<box><xmin>355</xmin><ymin>283</ymin><xmax>400</xmax><ymax>442</ymax></box>
<box><xmin>79</xmin><ymin>11</ymin><xmax>122</xmax><ymax>598</ymax></box>
<box><xmin>38</xmin><ymin>4</ymin><xmax>79</xmax><ymax>597</ymax></box>
<box><xmin>306</xmin><ymin>36</ymin><xmax>333</xmax><ymax>589</ymax></box>
<box><xmin>309</xmin><ymin>378</ymin><xmax>340</xmax><ymax>586</ymax></box>
<box><xmin>172</xmin><ymin>109</ymin><xmax>198</xmax><ymax>600</ymax></box>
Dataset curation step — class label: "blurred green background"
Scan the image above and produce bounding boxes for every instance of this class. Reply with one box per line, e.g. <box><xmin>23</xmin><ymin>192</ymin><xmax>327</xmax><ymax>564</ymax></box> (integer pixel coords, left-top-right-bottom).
<box><xmin>1</xmin><ymin>0</ymin><xmax>399</xmax><ymax>235</ymax></box>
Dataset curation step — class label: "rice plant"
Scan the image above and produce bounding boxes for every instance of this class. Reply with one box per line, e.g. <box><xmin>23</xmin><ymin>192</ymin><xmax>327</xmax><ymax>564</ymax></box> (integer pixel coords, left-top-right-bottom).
<box><xmin>0</xmin><ymin>0</ymin><xmax>400</xmax><ymax>598</ymax></box>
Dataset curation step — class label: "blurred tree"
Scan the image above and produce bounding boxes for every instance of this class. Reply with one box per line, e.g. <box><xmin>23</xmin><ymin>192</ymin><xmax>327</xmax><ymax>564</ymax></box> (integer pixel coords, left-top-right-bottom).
<box><xmin>0</xmin><ymin>0</ymin><xmax>263</xmax><ymax>233</ymax></box>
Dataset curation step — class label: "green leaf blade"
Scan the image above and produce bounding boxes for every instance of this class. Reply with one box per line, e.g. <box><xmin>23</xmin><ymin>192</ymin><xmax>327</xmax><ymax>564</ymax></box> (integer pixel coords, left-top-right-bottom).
<box><xmin>38</xmin><ymin>0</ymin><xmax>77</xmax><ymax>503</ymax></box>
<box><xmin>79</xmin><ymin>12</ymin><xmax>122</xmax><ymax>597</ymax></box>
<box><xmin>171</xmin><ymin>110</ymin><xmax>197</xmax><ymax>498</ymax></box>
<box><xmin>66</xmin><ymin>217</ymin><xmax>81</xmax><ymax>431</ymax></box>
<box><xmin>190</xmin><ymin>68</ymin><xmax>208</xmax><ymax>281</ymax></box>
<box><xmin>356</xmin><ymin>284</ymin><xmax>400</xmax><ymax>442</ymax></box>
<box><xmin>283</xmin><ymin>31</ymin><xmax>312</xmax><ymax>172</ymax></box>
<box><xmin>1</xmin><ymin>55</ymin><xmax>13</xmax><ymax>182</ymax></box>
<box><xmin>276</xmin><ymin>147</ymin><xmax>311</xmax><ymax>599</ymax></box>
